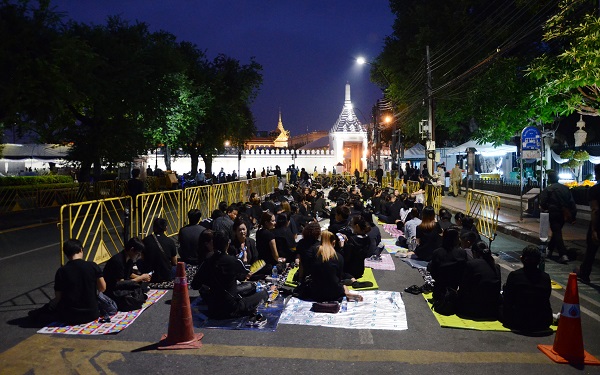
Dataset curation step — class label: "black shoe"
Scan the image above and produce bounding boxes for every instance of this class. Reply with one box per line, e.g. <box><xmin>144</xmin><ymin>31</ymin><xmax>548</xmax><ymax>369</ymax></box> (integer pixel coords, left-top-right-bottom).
<box><xmin>352</xmin><ymin>281</ymin><xmax>373</xmax><ymax>289</ymax></box>
<box><xmin>404</xmin><ymin>285</ymin><xmax>422</xmax><ymax>295</ymax></box>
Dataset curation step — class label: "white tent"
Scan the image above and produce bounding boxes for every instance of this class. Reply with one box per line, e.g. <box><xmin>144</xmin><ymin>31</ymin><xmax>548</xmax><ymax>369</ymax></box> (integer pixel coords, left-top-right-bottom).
<box><xmin>445</xmin><ymin>141</ymin><xmax>516</xmax><ymax>157</ymax></box>
<box><xmin>401</xmin><ymin>143</ymin><xmax>426</xmax><ymax>160</ymax></box>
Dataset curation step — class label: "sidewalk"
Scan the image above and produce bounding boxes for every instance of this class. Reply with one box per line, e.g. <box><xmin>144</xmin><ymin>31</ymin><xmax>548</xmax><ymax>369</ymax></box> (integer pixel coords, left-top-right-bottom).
<box><xmin>440</xmin><ymin>190</ymin><xmax>589</xmax><ymax>258</ymax></box>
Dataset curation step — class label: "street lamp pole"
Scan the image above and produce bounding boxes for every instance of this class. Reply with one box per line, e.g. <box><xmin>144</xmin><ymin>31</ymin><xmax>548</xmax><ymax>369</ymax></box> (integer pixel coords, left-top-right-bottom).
<box><xmin>426</xmin><ymin>45</ymin><xmax>436</xmax><ymax>174</ymax></box>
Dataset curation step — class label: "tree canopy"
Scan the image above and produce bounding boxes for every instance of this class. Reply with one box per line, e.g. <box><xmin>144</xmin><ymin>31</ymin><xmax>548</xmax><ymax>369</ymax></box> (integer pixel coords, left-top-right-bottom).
<box><xmin>0</xmin><ymin>0</ymin><xmax>262</xmax><ymax>179</ymax></box>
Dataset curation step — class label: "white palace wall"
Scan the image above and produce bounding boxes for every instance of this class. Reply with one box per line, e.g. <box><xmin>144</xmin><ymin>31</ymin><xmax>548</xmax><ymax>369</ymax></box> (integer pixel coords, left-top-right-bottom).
<box><xmin>145</xmin><ymin>149</ymin><xmax>337</xmax><ymax>176</ymax></box>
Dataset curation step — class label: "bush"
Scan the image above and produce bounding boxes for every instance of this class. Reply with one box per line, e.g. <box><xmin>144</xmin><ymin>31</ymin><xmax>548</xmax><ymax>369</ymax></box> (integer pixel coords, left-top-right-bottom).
<box><xmin>0</xmin><ymin>175</ymin><xmax>73</xmax><ymax>187</ymax></box>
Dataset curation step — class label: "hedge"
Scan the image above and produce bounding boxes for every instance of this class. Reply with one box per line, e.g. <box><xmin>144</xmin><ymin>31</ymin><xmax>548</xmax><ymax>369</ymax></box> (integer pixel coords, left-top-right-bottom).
<box><xmin>0</xmin><ymin>175</ymin><xmax>74</xmax><ymax>187</ymax></box>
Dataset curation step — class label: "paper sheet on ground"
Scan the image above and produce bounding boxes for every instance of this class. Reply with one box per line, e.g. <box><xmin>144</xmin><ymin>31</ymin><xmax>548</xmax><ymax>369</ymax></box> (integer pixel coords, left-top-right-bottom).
<box><xmin>279</xmin><ymin>290</ymin><xmax>407</xmax><ymax>331</ymax></box>
<box><xmin>380</xmin><ymin>238</ymin><xmax>407</xmax><ymax>255</ymax></box>
<box><xmin>422</xmin><ymin>292</ymin><xmax>557</xmax><ymax>332</ymax></box>
<box><xmin>285</xmin><ymin>267</ymin><xmax>379</xmax><ymax>290</ymax></box>
<box><xmin>365</xmin><ymin>253</ymin><xmax>396</xmax><ymax>271</ymax></box>
<box><xmin>37</xmin><ymin>290</ymin><xmax>168</xmax><ymax>335</ymax></box>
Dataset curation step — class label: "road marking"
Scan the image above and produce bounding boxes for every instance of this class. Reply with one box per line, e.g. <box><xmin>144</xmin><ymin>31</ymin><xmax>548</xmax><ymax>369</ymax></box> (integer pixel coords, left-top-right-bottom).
<box><xmin>0</xmin><ymin>335</ymin><xmax>553</xmax><ymax>372</ymax></box>
<box><xmin>359</xmin><ymin>329</ymin><xmax>374</xmax><ymax>345</ymax></box>
<box><xmin>0</xmin><ymin>221</ymin><xmax>56</xmax><ymax>235</ymax></box>
<box><xmin>0</xmin><ymin>243</ymin><xmax>59</xmax><ymax>262</ymax></box>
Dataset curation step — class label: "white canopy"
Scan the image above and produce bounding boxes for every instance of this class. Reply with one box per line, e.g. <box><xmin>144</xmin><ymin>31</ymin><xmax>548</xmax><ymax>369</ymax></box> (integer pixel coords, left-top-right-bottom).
<box><xmin>444</xmin><ymin>141</ymin><xmax>516</xmax><ymax>157</ymax></box>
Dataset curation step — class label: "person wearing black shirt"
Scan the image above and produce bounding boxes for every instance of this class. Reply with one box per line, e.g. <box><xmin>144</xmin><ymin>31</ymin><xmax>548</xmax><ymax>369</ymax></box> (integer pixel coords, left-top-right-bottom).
<box><xmin>501</xmin><ymin>245</ymin><xmax>553</xmax><ymax>332</ymax></box>
<box><xmin>194</xmin><ymin>230</ymin><xmax>268</xmax><ymax>319</ymax></box>
<box><xmin>375</xmin><ymin>165</ymin><xmax>384</xmax><ymax>186</ymax></box>
<box><xmin>296</xmin><ymin>222</ymin><xmax>322</xmax><ymax>282</ymax></box>
<box><xmin>103</xmin><ymin>237</ymin><xmax>151</xmax><ymax>298</ymax></box>
<box><xmin>412</xmin><ymin>206</ymin><xmax>443</xmax><ymax>261</ymax></box>
<box><xmin>44</xmin><ymin>239</ymin><xmax>106</xmax><ymax>325</ymax></box>
<box><xmin>141</xmin><ymin>218</ymin><xmax>178</xmax><ymax>282</ymax></box>
<box><xmin>328</xmin><ymin>205</ymin><xmax>351</xmax><ymax>235</ymax></box>
<box><xmin>427</xmin><ymin>226</ymin><xmax>468</xmax><ymax>303</ymax></box>
<box><xmin>178</xmin><ymin>209</ymin><xmax>205</xmax><ymax>265</ymax></box>
<box><xmin>340</xmin><ymin>215</ymin><xmax>372</xmax><ymax>280</ymax></box>
<box><xmin>255</xmin><ymin>211</ymin><xmax>280</xmax><ymax>266</ymax></box>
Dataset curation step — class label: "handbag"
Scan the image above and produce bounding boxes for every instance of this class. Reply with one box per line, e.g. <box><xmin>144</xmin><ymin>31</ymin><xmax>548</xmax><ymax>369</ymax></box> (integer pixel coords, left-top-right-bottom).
<box><xmin>311</xmin><ymin>301</ymin><xmax>340</xmax><ymax>313</ymax></box>
<box><xmin>113</xmin><ymin>280</ymin><xmax>148</xmax><ymax>311</ymax></box>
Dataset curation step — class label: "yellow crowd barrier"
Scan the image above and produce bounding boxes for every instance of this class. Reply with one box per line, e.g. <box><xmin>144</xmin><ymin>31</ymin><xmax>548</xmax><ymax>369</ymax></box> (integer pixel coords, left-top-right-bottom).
<box><xmin>466</xmin><ymin>189</ymin><xmax>500</xmax><ymax>247</ymax></box>
<box><xmin>136</xmin><ymin>189</ymin><xmax>183</xmax><ymax>238</ymax></box>
<box><xmin>59</xmin><ymin>196</ymin><xmax>132</xmax><ymax>265</ymax></box>
<box><xmin>406</xmin><ymin>181</ymin><xmax>420</xmax><ymax>195</ymax></box>
<box><xmin>425</xmin><ymin>184</ymin><xmax>442</xmax><ymax>215</ymax></box>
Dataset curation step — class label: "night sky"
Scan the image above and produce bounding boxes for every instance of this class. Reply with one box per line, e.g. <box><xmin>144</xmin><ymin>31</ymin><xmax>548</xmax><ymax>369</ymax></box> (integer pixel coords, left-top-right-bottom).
<box><xmin>50</xmin><ymin>0</ymin><xmax>395</xmax><ymax>137</ymax></box>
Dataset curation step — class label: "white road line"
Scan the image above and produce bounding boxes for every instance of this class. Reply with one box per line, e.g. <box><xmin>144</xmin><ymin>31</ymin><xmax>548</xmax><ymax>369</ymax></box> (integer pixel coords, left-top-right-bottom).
<box><xmin>0</xmin><ymin>243</ymin><xmax>58</xmax><ymax>262</ymax></box>
<box><xmin>359</xmin><ymin>329</ymin><xmax>374</xmax><ymax>345</ymax></box>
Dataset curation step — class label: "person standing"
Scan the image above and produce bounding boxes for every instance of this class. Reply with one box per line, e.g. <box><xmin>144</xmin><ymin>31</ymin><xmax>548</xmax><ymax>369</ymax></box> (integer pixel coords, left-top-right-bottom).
<box><xmin>127</xmin><ymin>168</ymin><xmax>145</xmax><ymax>210</ymax></box>
<box><xmin>450</xmin><ymin>163</ymin><xmax>462</xmax><ymax>197</ymax></box>
<box><xmin>246</xmin><ymin>168</ymin><xmax>252</xmax><ymax>180</ymax></box>
<box><xmin>375</xmin><ymin>165</ymin><xmax>384</xmax><ymax>186</ymax></box>
<box><xmin>578</xmin><ymin>163</ymin><xmax>600</xmax><ymax>283</ymax></box>
<box><xmin>539</xmin><ymin>171</ymin><xmax>576</xmax><ymax>264</ymax></box>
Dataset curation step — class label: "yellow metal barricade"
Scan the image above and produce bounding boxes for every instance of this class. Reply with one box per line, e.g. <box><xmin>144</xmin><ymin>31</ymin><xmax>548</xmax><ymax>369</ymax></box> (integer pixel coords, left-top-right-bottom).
<box><xmin>466</xmin><ymin>189</ymin><xmax>500</xmax><ymax>247</ymax></box>
<box><xmin>407</xmin><ymin>181</ymin><xmax>420</xmax><ymax>195</ymax></box>
<box><xmin>184</xmin><ymin>185</ymin><xmax>212</xmax><ymax>221</ymax></box>
<box><xmin>136</xmin><ymin>190</ymin><xmax>183</xmax><ymax>238</ymax></box>
<box><xmin>425</xmin><ymin>184</ymin><xmax>442</xmax><ymax>215</ymax></box>
<box><xmin>59</xmin><ymin>196</ymin><xmax>132</xmax><ymax>265</ymax></box>
<box><xmin>394</xmin><ymin>179</ymin><xmax>405</xmax><ymax>193</ymax></box>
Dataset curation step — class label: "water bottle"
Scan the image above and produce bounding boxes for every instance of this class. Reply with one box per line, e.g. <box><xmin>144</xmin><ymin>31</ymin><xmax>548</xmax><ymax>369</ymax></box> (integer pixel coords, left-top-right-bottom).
<box><xmin>341</xmin><ymin>296</ymin><xmax>348</xmax><ymax>312</ymax></box>
<box><xmin>271</xmin><ymin>265</ymin><xmax>278</xmax><ymax>279</ymax></box>
<box><xmin>255</xmin><ymin>281</ymin><xmax>263</xmax><ymax>292</ymax></box>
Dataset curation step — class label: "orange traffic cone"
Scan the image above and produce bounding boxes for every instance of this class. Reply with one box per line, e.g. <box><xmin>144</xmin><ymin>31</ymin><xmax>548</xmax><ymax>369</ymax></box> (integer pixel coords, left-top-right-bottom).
<box><xmin>538</xmin><ymin>273</ymin><xmax>600</xmax><ymax>365</ymax></box>
<box><xmin>158</xmin><ymin>262</ymin><xmax>204</xmax><ymax>350</ymax></box>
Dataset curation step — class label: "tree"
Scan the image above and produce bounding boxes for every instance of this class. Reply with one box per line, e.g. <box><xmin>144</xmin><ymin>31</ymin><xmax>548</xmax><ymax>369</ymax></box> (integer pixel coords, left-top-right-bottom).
<box><xmin>528</xmin><ymin>0</ymin><xmax>600</xmax><ymax>120</ymax></box>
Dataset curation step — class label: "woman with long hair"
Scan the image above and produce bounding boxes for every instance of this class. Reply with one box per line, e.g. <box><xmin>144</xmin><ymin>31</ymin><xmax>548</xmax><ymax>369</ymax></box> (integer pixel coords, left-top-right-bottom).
<box><xmin>304</xmin><ymin>231</ymin><xmax>363</xmax><ymax>302</ymax></box>
<box><xmin>456</xmin><ymin>241</ymin><xmax>501</xmax><ymax>319</ymax></box>
<box><xmin>412</xmin><ymin>206</ymin><xmax>442</xmax><ymax>261</ymax></box>
<box><xmin>229</xmin><ymin>218</ymin><xmax>258</xmax><ymax>267</ymax></box>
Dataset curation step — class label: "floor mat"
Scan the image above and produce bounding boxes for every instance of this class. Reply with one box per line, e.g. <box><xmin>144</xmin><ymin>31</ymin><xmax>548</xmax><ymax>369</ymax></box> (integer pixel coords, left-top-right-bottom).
<box><xmin>285</xmin><ymin>267</ymin><xmax>379</xmax><ymax>290</ymax></box>
<box><xmin>380</xmin><ymin>239</ymin><xmax>403</xmax><ymax>254</ymax></box>
<box><xmin>382</xmin><ymin>224</ymin><xmax>403</xmax><ymax>237</ymax></box>
<box><xmin>365</xmin><ymin>253</ymin><xmax>396</xmax><ymax>271</ymax></box>
<box><xmin>148</xmin><ymin>264</ymin><xmax>197</xmax><ymax>289</ymax></box>
<box><xmin>37</xmin><ymin>290</ymin><xmax>168</xmax><ymax>335</ymax></box>
<box><xmin>401</xmin><ymin>257</ymin><xmax>429</xmax><ymax>269</ymax></box>
<box><xmin>422</xmin><ymin>292</ymin><xmax>557</xmax><ymax>332</ymax></box>
<box><xmin>190</xmin><ymin>294</ymin><xmax>285</xmax><ymax>331</ymax></box>
<box><xmin>279</xmin><ymin>290</ymin><xmax>407</xmax><ymax>331</ymax></box>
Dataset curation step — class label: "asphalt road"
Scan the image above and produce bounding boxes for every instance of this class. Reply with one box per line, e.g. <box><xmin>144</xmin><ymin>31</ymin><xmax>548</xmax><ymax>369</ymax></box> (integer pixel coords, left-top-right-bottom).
<box><xmin>1</xmin><ymin>220</ymin><xmax>600</xmax><ymax>374</ymax></box>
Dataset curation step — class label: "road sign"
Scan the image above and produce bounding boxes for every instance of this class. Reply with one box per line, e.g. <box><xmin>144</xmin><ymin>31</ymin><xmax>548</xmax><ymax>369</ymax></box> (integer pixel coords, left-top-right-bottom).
<box><xmin>522</xmin><ymin>149</ymin><xmax>541</xmax><ymax>160</ymax></box>
<box><xmin>521</xmin><ymin>126</ymin><xmax>541</xmax><ymax>150</ymax></box>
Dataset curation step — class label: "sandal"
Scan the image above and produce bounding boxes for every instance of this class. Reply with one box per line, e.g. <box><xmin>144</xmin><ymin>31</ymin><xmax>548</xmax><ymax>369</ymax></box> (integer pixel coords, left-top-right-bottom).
<box><xmin>404</xmin><ymin>285</ymin><xmax>422</xmax><ymax>295</ymax></box>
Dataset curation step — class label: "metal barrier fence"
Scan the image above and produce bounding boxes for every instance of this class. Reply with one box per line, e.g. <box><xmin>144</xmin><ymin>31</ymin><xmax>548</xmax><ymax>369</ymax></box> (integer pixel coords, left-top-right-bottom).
<box><xmin>406</xmin><ymin>181</ymin><xmax>420</xmax><ymax>195</ymax></box>
<box><xmin>59</xmin><ymin>196</ymin><xmax>132</xmax><ymax>266</ymax></box>
<box><xmin>136</xmin><ymin>190</ymin><xmax>183</xmax><ymax>238</ymax></box>
<box><xmin>466</xmin><ymin>189</ymin><xmax>501</xmax><ymax>248</ymax></box>
<box><xmin>394</xmin><ymin>179</ymin><xmax>404</xmax><ymax>193</ymax></box>
<box><xmin>425</xmin><ymin>184</ymin><xmax>442</xmax><ymax>215</ymax></box>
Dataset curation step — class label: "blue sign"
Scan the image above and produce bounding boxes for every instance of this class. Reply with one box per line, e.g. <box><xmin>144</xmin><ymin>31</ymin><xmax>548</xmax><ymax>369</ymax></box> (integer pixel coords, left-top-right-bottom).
<box><xmin>521</xmin><ymin>126</ymin><xmax>541</xmax><ymax>150</ymax></box>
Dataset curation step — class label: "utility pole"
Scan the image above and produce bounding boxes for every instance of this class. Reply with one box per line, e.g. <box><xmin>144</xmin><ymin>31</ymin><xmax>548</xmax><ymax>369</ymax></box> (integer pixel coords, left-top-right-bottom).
<box><xmin>426</xmin><ymin>45</ymin><xmax>436</xmax><ymax>174</ymax></box>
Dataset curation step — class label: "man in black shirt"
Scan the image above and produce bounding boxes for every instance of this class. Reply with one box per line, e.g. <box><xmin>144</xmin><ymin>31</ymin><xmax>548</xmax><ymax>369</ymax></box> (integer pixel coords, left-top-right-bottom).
<box><xmin>178</xmin><ymin>209</ymin><xmax>206</xmax><ymax>265</ymax></box>
<box><xmin>141</xmin><ymin>218</ymin><xmax>178</xmax><ymax>282</ymax></box>
<box><xmin>30</xmin><ymin>239</ymin><xmax>106</xmax><ymax>325</ymax></box>
<box><xmin>103</xmin><ymin>237</ymin><xmax>151</xmax><ymax>297</ymax></box>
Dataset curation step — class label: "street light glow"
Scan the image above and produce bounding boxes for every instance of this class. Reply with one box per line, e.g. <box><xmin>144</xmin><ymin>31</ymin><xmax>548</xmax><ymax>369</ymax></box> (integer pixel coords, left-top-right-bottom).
<box><xmin>384</xmin><ymin>115</ymin><xmax>392</xmax><ymax>123</ymax></box>
<box><xmin>356</xmin><ymin>56</ymin><xmax>367</xmax><ymax>65</ymax></box>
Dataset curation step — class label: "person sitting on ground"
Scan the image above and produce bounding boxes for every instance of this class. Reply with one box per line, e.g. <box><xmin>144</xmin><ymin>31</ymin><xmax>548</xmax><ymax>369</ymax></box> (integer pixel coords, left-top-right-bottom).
<box><xmin>410</xmin><ymin>206</ymin><xmax>443</xmax><ymax>261</ymax></box>
<box><xmin>460</xmin><ymin>215</ymin><xmax>481</xmax><ymax>242</ymax></box>
<box><xmin>296</xmin><ymin>222</ymin><xmax>322</xmax><ymax>282</ymax></box>
<box><xmin>456</xmin><ymin>241</ymin><xmax>501</xmax><ymax>319</ymax></box>
<box><xmin>302</xmin><ymin>231</ymin><xmax>363</xmax><ymax>302</ymax></box>
<box><xmin>396</xmin><ymin>208</ymin><xmax>421</xmax><ymax>248</ymax></box>
<box><xmin>501</xmin><ymin>245</ymin><xmax>553</xmax><ymax>332</ymax></box>
<box><xmin>454</xmin><ymin>212</ymin><xmax>465</xmax><ymax>227</ymax></box>
<box><xmin>272</xmin><ymin>213</ymin><xmax>297</xmax><ymax>262</ymax></box>
<box><xmin>29</xmin><ymin>239</ymin><xmax>106</xmax><ymax>325</ymax></box>
<box><xmin>459</xmin><ymin>230</ymin><xmax>479</xmax><ymax>260</ymax></box>
<box><xmin>178</xmin><ymin>209</ymin><xmax>205</xmax><ymax>265</ymax></box>
<box><xmin>193</xmin><ymin>230</ymin><xmax>268</xmax><ymax>319</ymax></box>
<box><xmin>229</xmin><ymin>219</ymin><xmax>259</xmax><ymax>268</ymax></box>
<box><xmin>328</xmin><ymin>205</ymin><xmax>351</xmax><ymax>235</ymax></box>
<box><xmin>362</xmin><ymin>210</ymin><xmax>382</xmax><ymax>257</ymax></box>
<box><xmin>376</xmin><ymin>194</ymin><xmax>396</xmax><ymax>224</ymax></box>
<box><xmin>312</xmin><ymin>191</ymin><xmax>328</xmax><ymax>218</ymax></box>
<box><xmin>103</xmin><ymin>237</ymin><xmax>151</xmax><ymax>299</ymax></box>
<box><xmin>438</xmin><ymin>208</ymin><xmax>453</xmax><ymax>231</ymax></box>
<box><xmin>340</xmin><ymin>215</ymin><xmax>372</xmax><ymax>282</ymax></box>
<box><xmin>427</xmin><ymin>226</ymin><xmax>468</xmax><ymax>304</ymax></box>
<box><xmin>141</xmin><ymin>218</ymin><xmax>178</xmax><ymax>283</ymax></box>
<box><xmin>212</xmin><ymin>204</ymin><xmax>238</xmax><ymax>238</ymax></box>
<box><xmin>255</xmin><ymin>211</ymin><xmax>281</xmax><ymax>267</ymax></box>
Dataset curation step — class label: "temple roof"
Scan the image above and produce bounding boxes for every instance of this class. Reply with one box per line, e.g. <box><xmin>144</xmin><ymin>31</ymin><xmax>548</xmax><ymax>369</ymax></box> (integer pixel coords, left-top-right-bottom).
<box><xmin>330</xmin><ymin>83</ymin><xmax>365</xmax><ymax>133</ymax></box>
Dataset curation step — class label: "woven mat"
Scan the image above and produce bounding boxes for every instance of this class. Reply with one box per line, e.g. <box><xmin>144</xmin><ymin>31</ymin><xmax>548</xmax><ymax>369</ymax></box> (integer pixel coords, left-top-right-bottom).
<box><xmin>191</xmin><ymin>295</ymin><xmax>285</xmax><ymax>331</ymax></box>
<box><xmin>422</xmin><ymin>292</ymin><xmax>557</xmax><ymax>332</ymax></box>
<box><xmin>279</xmin><ymin>290</ymin><xmax>407</xmax><ymax>331</ymax></box>
<box><xmin>285</xmin><ymin>267</ymin><xmax>379</xmax><ymax>290</ymax></box>
<box><xmin>365</xmin><ymin>253</ymin><xmax>396</xmax><ymax>271</ymax></box>
<box><xmin>37</xmin><ymin>290</ymin><xmax>168</xmax><ymax>335</ymax></box>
